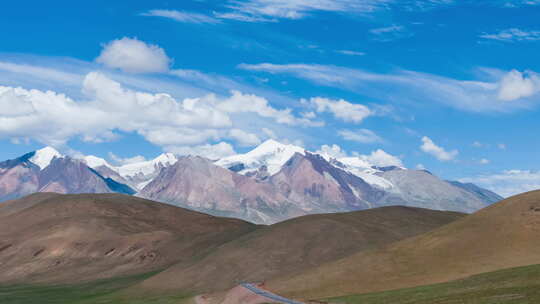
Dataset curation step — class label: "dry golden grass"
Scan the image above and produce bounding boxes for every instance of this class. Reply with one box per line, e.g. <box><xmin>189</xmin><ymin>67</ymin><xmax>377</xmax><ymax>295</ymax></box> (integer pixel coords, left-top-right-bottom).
<box><xmin>269</xmin><ymin>190</ymin><xmax>540</xmax><ymax>300</ymax></box>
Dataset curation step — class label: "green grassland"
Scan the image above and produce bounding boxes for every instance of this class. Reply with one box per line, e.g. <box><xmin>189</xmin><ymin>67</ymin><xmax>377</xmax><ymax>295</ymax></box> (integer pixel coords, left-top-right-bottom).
<box><xmin>4</xmin><ymin>264</ymin><xmax>540</xmax><ymax>304</ymax></box>
<box><xmin>0</xmin><ymin>272</ymin><xmax>193</xmax><ymax>304</ymax></box>
<box><xmin>327</xmin><ymin>264</ymin><xmax>540</xmax><ymax>304</ymax></box>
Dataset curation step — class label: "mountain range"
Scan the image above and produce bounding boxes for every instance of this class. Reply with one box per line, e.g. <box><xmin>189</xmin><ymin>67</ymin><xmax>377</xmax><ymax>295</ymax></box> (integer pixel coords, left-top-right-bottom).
<box><xmin>0</xmin><ymin>139</ymin><xmax>503</xmax><ymax>224</ymax></box>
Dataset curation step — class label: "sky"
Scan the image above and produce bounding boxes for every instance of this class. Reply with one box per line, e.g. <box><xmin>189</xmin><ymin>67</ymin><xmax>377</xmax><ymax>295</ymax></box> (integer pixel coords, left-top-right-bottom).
<box><xmin>0</xmin><ymin>0</ymin><xmax>539</xmax><ymax>196</ymax></box>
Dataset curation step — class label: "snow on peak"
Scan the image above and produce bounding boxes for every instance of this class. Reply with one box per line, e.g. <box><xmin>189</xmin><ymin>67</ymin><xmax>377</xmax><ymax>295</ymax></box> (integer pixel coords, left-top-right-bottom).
<box><xmin>153</xmin><ymin>153</ymin><xmax>177</xmax><ymax>164</ymax></box>
<box><xmin>83</xmin><ymin>155</ymin><xmax>115</xmax><ymax>170</ymax></box>
<box><xmin>215</xmin><ymin>139</ymin><xmax>305</xmax><ymax>175</ymax></box>
<box><xmin>117</xmin><ymin>153</ymin><xmax>178</xmax><ymax>178</ymax></box>
<box><xmin>30</xmin><ymin>146</ymin><xmax>63</xmax><ymax>170</ymax></box>
<box><xmin>334</xmin><ymin>157</ymin><xmax>395</xmax><ymax>190</ymax></box>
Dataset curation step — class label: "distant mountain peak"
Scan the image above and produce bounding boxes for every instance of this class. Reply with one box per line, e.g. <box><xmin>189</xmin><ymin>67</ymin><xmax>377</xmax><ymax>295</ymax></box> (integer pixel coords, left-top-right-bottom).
<box><xmin>30</xmin><ymin>146</ymin><xmax>63</xmax><ymax>170</ymax></box>
<box><xmin>83</xmin><ymin>155</ymin><xmax>114</xmax><ymax>169</ymax></box>
<box><xmin>215</xmin><ymin>139</ymin><xmax>305</xmax><ymax>176</ymax></box>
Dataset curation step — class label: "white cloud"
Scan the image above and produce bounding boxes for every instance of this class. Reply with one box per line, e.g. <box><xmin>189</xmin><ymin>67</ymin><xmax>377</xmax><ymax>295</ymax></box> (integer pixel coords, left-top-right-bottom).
<box><xmin>479</xmin><ymin>158</ymin><xmax>490</xmax><ymax>165</ymax></box>
<box><xmin>362</xmin><ymin>149</ymin><xmax>403</xmax><ymax>167</ymax></box>
<box><xmin>336</xmin><ymin>50</ymin><xmax>365</xmax><ymax>56</ymax></box>
<box><xmin>96</xmin><ymin>37</ymin><xmax>171</xmax><ymax>73</ymax></box>
<box><xmin>497</xmin><ymin>70</ymin><xmax>540</xmax><ymax>101</ymax></box>
<box><xmin>221</xmin><ymin>0</ymin><xmax>391</xmax><ymax>22</ymax></box>
<box><xmin>317</xmin><ymin>144</ymin><xmax>348</xmax><ymax>159</ymax></box>
<box><xmin>141</xmin><ymin>9</ymin><xmax>220</xmax><ymax>24</ymax></box>
<box><xmin>370</xmin><ymin>24</ymin><xmax>404</xmax><ymax>34</ymax></box>
<box><xmin>498</xmin><ymin>143</ymin><xmax>507</xmax><ymax>150</ymax></box>
<box><xmin>228</xmin><ymin>129</ymin><xmax>261</xmax><ymax>146</ymax></box>
<box><xmin>217</xmin><ymin>91</ymin><xmax>322</xmax><ymax>126</ymax></box>
<box><xmin>460</xmin><ymin>170</ymin><xmax>540</xmax><ymax>197</ymax></box>
<box><xmin>214</xmin><ymin>0</ymin><xmax>453</xmax><ymax>22</ymax></box>
<box><xmin>369</xmin><ymin>25</ymin><xmax>410</xmax><ymax>41</ymax></box>
<box><xmin>306</xmin><ymin>97</ymin><xmax>371</xmax><ymax>123</ymax></box>
<box><xmin>317</xmin><ymin>144</ymin><xmax>403</xmax><ymax>167</ymax></box>
<box><xmin>261</xmin><ymin>127</ymin><xmax>277</xmax><ymax>139</ymax></box>
<box><xmin>480</xmin><ymin>28</ymin><xmax>540</xmax><ymax>42</ymax></box>
<box><xmin>420</xmin><ymin>136</ymin><xmax>458</xmax><ymax>161</ymax></box>
<box><xmin>108</xmin><ymin>152</ymin><xmax>147</xmax><ymax>165</ymax></box>
<box><xmin>239</xmin><ymin>63</ymin><xmax>540</xmax><ymax>112</ymax></box>
<box><xmin>166</xmin><ymin>142</ymin><xmax>236</xmax><ymax>160</ymax></box>
<box><xmin>0</xmin><ymin>71</ymin><xmax>318</xmax><ymax>151</ymax></box>
<box><xmin>472</xmin><ymin>141</ymin><xmax>484</xmax><ymax>148</ymax></box>
<box><xmin>415</xmin><ymin>163</ymin><xmax>426</xmax><ymax>170</ymax></box>
<box><xmin>338</xmin><ymin>129</ymin><xmax>382</xmax><ymax>143</ymax></box>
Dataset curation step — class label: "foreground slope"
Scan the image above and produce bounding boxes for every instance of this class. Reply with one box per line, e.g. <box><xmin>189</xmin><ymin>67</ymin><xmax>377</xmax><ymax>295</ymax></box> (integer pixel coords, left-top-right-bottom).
<box><xmin>328</xmin><ymin>263</ymin><xmax>540</xmax><ymax>304</ymax></box>
<box><xmin>268</xmin><ymin>190</ymin><xmax>540</xmax><ymax>300</ymax></box>
<box><xmin>0</xmin><ymin>193</ymin><xmax>255</xmax><ymax>284</ymax></box>
<box><xmin>138</xmin><ymin>206</ymin><xmax>464</xmax><ymax>294</ymax></box>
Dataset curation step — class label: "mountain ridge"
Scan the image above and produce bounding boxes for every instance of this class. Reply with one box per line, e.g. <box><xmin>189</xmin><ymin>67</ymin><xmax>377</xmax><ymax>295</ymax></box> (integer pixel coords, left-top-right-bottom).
<box><xmin>0</xmin><ymin>140</ymin><xmax>503</xmax><ymax>224</ymax></box>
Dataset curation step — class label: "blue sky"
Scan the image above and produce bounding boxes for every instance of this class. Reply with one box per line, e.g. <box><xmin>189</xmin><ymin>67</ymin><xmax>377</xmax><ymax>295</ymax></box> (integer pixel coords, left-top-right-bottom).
<box><xmin>1</xmin><ymin>0</ymin><xmax>539</xmax><ymax>196</ymax></box>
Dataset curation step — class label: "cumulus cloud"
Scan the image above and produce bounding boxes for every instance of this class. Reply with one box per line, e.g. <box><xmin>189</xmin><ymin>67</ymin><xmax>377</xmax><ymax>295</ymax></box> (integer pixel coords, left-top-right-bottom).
<box><xmin>96</xmin><ymin>37</ymin><xmax>171</xmax><ymax>73</ymax></box>
<box><xmin>0</xmin><ymin>72</ymin><xmax>316</xmax><ymax>150</ymax></box>
<box><xmin>497</xmin><ymin>70</ymin><xmax>540</xmax><ymax>101</ymax></box>
<box><xmin>166</xmin><ymin>142</ymin><xmax>236</xmax><ymax>160</ymax></box>
<box><xmin>338</xmin><ymin>129</ymin><xmax>382</xmax><ymax>143</ymax></box>
<box><xmin>460</xmin><ymin>170</ymin><xmax>540</xmax><ymax>197</ymax></box>
<box><xmin>228</xmin><ymin>129</ymin><xmax>262</xmax><ymax>147</ymax></box>
<box><xmin>317</xmin><ymin>144</ymin><xmax>348</xmax><ymax>159</ymax></box>
<box><xmin>306</xmin><ymin>97</ymin><xmax>371</xmax><ymax>123</ymax></box>
<box><xmin>239</xmin><ymin>63</ymin><xmax>540</xmax><ymax>112</ymax></box>
<box><xmin>364</xmin><ymin>149</ymin><xmax>403</xmax><ymax>167</ymax></box>
<box><xmin>420</xmin><ymin>136</ymin><xmax>458</xmax><ymax>161</ymax></box>
<box><xmin>141</xmin><ymin>9</ymin><xmax>220</xmax><ymax>24</ymax></box>
<box><xmin>218</xmin><ymin>91</ymin><xmax>322</xmax><ymax>126</ymax></box>
<box><xmin>316</xmin><ymin>144</ymin><xmax>403</xmax><ymax>167</ymax></box>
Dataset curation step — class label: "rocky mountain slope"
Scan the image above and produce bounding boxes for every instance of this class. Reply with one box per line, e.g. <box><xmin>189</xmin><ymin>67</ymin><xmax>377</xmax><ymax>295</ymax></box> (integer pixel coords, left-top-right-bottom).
<box><xmin>0</xmin><ymin>141</ymin><xmax>502</xmax><ymax>224</ymax></box>
<box><xmin>140</xmin><ymin>144</ymin><xmax>499</xmax><ymax>223</ymax></box>
<box><xmin>0</xmin><ymin>148</ymin><xmax>134</xmax><ymax>202</ymax></box>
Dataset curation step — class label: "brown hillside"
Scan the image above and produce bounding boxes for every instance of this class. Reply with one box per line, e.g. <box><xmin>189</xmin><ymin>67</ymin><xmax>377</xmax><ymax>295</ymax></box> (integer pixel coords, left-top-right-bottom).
<box><xmin>0</xmin><ymin>193</ymin><xmax>256</xmax><ymax>284</ymax></box>
<box><xmin>268</xmin><ymin>190</ymin><xmax>540</xmax><ymax>300</ymax></box>
<box><xmin>139</xmin><ymin>206</ymin><xmax>464</xmax><ymax>294</ymax></box>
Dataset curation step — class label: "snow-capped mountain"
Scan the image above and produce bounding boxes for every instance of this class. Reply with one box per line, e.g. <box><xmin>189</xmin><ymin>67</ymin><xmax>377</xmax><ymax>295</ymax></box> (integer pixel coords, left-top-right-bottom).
<box><xmin>215</xmin><ymin>139</ymin><xmax>305</xmax><ymax>176</ymax></box>
<box><xmin>215</xmin><ymin>139</ymin><xmax>396</xmax><ymax>190</ymax></box>
<box><xmin>29</xmin><ymin>146</ymin><xmax>64</xmax><ymax>170</ymax></box>
<box><xmin>0</xmin><ymin>147</ymin><xmax>134</xmax><ymax>202</ymax></box>
<box><xmin>83</xmin><ymin>153</ymin><xmax>178</xmax><ymax>190</ymax></box>
<box><xmin>0</xmin><ymin>142</ymin><xmax>503</xmax><ymax>224</ymax></box>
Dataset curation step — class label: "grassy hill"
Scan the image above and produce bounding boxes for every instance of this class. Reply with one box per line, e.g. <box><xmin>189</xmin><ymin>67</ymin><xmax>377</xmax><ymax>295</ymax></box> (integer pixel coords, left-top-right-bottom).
<box><xmin>269</xmin><ymin>190</ymin><xmax>540</xmax><ymax>300</ymax></box>
<box><xmin>138</xmin><ymin>206</ymin><xmax>464</xmax><ymax>294</ymax></box>
<box><xmin>0</xmin><ymin>193</ymin><xmax>255</xmax><ymax>285</ymax></box>
<box><xmin>327</xmin><ymin>263</ymin><xmax>540</xmax><ymax>304</ymax></box>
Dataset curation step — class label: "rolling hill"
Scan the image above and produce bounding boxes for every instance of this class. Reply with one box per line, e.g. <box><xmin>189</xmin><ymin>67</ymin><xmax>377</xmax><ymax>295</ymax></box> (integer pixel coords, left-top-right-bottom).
<box><xmin>137</xmin><ymin>206</ymin><xmax>464</xmax><ymax>294</ymax></box>
<box><xmin>267</xmin><ymin>190</ymin><xmax>540</xmax><ymax>300</ymax></box>
<box><xmin>0</xmin><ymin>193</ymin><xmax>255</xmax><ymax>284</ymax></box>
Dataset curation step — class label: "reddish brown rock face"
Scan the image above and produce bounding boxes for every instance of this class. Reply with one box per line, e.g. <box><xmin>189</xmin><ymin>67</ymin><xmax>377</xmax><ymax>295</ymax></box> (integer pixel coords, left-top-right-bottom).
<box><xmin>138</xmin><ymin>154</ymin><xmax>387</xmax><ymax>224</ymax></box>
<box><xmin>0</xmin><ymin>153</ymin><xmax>134</xmax><ymax>202</ymax></box>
